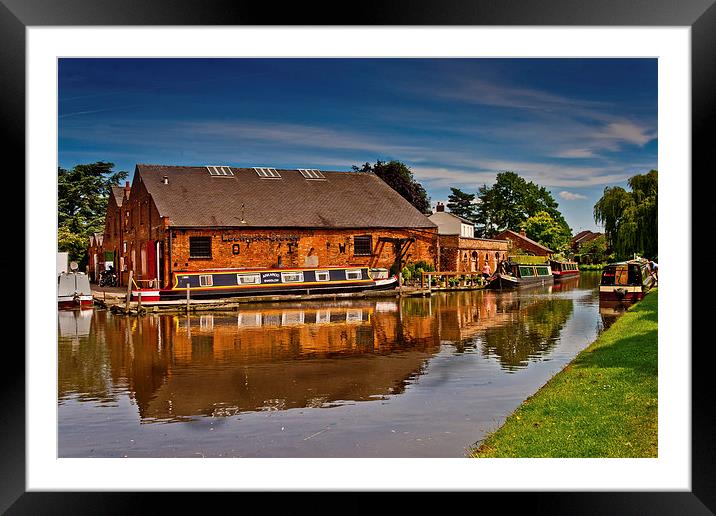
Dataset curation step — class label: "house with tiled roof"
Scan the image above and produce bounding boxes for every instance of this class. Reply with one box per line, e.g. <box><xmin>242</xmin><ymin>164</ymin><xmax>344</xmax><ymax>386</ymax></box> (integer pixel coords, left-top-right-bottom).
<box><xmin>98</xmin><ymin>164</ymin><xmax>438</xmax><ymax>287</ymax></box>
<box><xmin>571</xmin><ymin>230</ymin><xmax>603</xmax><ymax>251</ymax></box>
<box><xmin>428</xmin><ymin>202</ymin><xmax>510</xmax><ymax>273</ymax></box>
<box><xmin>493</xmin><ymin>229</ymin><xmax>554</xmax><ymax>257</ymax></box>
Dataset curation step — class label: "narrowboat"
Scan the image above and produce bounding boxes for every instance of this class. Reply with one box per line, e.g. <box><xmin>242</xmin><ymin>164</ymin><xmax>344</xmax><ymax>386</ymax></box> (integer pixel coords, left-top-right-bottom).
<box><xmin>549</xmin><ymin>259</ymin><xmax>580</xmax><ymax>279</ymax></box>
<box><xmin>486</xmin><ymin>260</ymin><xmax>554</xmax><ymax>290</ymax></box>
<box><xmin>599</xmin><ymin>258</ymin><xmax>655</xmax><ymax>302</ymax></box>
<box><xmin>131</xmin><ymin>266</ymin><xmax>398</xmax><ymax>302</ymax></box>
<box><xmin>58</xmin><ymin>270</ymin><xmax>93</xmax><ymax>309</ymax></box>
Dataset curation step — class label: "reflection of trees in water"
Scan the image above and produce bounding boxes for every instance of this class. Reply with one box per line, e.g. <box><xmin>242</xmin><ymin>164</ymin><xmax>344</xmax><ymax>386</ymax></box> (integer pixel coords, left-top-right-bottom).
<box><xmin>481</xmin><ymin>298</ymin><xmax>574</xmax><ymax>371</ymax></box>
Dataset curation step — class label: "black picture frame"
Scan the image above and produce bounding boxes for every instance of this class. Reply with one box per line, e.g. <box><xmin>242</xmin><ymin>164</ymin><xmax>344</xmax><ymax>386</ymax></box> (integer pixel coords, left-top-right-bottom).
<box><xmin>3</xmin><ymin>0</ymin><xmax>711</xmax><ymax>512</ymax></box>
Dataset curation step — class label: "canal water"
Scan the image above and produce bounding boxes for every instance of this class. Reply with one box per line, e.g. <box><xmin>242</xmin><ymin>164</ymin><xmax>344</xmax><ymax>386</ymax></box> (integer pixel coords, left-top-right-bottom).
<box><xmin>58</xmin><ymin>272</ymin><xmax>616</xmax><ymax>458</ymax></box>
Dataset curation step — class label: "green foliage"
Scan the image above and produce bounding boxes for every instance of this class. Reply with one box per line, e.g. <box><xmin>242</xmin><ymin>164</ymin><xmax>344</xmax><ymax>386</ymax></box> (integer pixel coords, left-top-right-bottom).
<box><xmin>522</xmin><ymin>211</ymin><xmax>571</xmax><ymax>252</ymax></box>
<box><xmin>401</xmin><ymin>260</ymin><xmax>435</xmax><ymax>284</ymax></box>
<box><xmin>446</xmin><ymin>187</ymin><xmax>477</xmax><ymax>222</ymax></box>
<box><xmin>578</xmin><ymin>234</ymin><xmax>609</xmax><ymax>264</ymax></box>
<box><xmin>353</xmin><ymin>160</ymin><xmax>431</xmax><ymax>214</ymax></box>
<box><xmin>401</xmin><ymin>267</ymin><xmax>412</xmax><ymax>282</ymax></box>
<box><xmin>58</xmin><ymin>162</ymin><xmax>128</xmax><ymax>264</ymax></box>
<box><xmin>474</xmin><ymin>171</ymin><xmax>571</xmax><ymax>238</ymax></box>
<box><xmin>577</xmin><ymin>263</ymin><xmax>606</xmax><ymax>271</ymax></box>
<box><xmin>594</xmin><ymin>170</ymin><xmax>657</xmax><ymax>260</ymax></box>
<box><xmin>509</xmin><ymin>255</ymin><xmax>549</xmax><ymax>265</ymax></box>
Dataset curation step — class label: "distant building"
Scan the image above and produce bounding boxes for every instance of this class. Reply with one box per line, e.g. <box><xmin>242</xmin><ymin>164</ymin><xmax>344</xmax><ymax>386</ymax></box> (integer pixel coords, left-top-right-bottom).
<box><xmin>94</xmin><ymin>182</ymin><xmax>131</xmax><ymax>285</ymax></box>
<box><xmin>429</xmin><ymin>202</ymin><xmax>510</xmax><ymax>273</ymax></box>
<box><xmin>571</xmin><ymin>230</ymin><xmax>604</xmax><ymax>263</ymax></box>
<box><xmin>493</xmin><ymin>229</ymin><xmax>554</xmax><ymax>257</ymax></box>
<box><xmin>87</xmin><ymin>232</ymin><xmax>104</xmax><ymax>282</ymax></box>
<box><xmin>571</xmin><ymin>230</ymin><xmax>603</xmax><ymax>251</ymax></box>
<box><xmin>92</xmin><ymin>165</ymin><xmax>439</xmax><ymax>287</ymax></box>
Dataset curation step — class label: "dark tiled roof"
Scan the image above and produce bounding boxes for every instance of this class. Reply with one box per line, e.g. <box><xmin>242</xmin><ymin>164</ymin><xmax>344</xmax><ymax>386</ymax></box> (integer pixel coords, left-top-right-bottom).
<box><xmin>494</xmin><ymin>229</ymin><xmax>554</xmax><ymax>253</ymax></box>
<box><xmin>135</xmin><ymin>165</ymin><xmax>437</xmax><ymax>229</ymax></box>
<box><xmin>111</xmin><ymin>186</ymin><xmax>125</xmax><ymax>207</ymax></box>
<box><xmin>572</xmin><ymin>230</ymin><xmax>602</xmax><ymax>244</ymax></box>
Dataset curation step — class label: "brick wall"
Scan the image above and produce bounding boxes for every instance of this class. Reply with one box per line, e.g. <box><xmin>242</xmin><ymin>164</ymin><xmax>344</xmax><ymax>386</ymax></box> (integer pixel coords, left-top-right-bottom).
<box><xmin>167</xmin><ymin>226</ymin><xmax>437</xmax><ymax>280</ymax></box>
<box><xmin>438</xmin><ymin>235</ymin><xmax>510</xmax><ymax>273</ymax></box>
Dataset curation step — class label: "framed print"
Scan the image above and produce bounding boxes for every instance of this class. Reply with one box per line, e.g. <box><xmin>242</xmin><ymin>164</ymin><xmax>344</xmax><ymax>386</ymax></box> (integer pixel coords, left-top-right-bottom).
<box><xmin>3</xmin><ymin>0</ymin><xmax>713</xmax><ymax>512</ymax></box>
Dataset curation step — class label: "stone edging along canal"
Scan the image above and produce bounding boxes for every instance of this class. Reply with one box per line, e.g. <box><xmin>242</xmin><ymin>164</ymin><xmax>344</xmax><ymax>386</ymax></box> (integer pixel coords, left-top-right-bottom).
<box><xmin>470</xmin><ymin>288</ymin><xmax>658</xmax><ymax>458</ymax></box>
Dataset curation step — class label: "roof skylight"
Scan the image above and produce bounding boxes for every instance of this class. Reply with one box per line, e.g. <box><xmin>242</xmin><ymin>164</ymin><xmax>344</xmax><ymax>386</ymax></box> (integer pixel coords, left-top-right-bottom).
<box><xmin>298</xmin><ymin>169</ymin><xmax>325</xmax><ymax>180</ymax></box>
<box><xmin>206</xmin><ymin>166</ymin><xmax>234</xmax><ymax>176</ymax></box>
<box><xmin>253</xmin><ymin>167</ymin><xmax>281</xmax><ymax>179</ymax></box>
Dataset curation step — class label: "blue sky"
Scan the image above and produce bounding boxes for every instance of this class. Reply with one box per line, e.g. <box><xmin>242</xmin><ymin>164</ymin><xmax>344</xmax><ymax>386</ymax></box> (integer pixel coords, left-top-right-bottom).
<box><xmin>58</xmin><ymin>58</ymin><xmax>657</xmax><ymax>233</ymax></box>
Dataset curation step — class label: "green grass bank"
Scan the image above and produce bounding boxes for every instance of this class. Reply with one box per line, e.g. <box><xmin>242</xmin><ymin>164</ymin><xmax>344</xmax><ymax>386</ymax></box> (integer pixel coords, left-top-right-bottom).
<box><xmin>471</xmin><ymin>289</ymin><xmax>658</xmax><ymax>458</ymax></box>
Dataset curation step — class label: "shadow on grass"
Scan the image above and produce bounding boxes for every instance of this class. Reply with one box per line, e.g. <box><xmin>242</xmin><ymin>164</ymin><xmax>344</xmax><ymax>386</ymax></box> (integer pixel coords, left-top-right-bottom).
<box><xmin>574</xmin><ymin>296</ymin><xmax>658</xmax><ymax>377</ymax></box>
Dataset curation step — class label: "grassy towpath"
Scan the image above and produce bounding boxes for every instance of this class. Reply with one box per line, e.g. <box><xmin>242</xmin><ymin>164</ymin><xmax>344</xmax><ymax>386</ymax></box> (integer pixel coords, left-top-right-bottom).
<box><xmin>471</xmin><ymin>289</ymin><xmax>658</xmax><ymax>458</ymax></box>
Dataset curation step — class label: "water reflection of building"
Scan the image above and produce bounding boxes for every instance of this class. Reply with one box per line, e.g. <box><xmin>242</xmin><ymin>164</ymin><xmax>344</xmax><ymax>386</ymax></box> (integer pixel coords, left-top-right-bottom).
<box><xmin>58</xmin><ymin>309</ymin><xmax>116</xmax><ymax>403</ymax></box>
<box><xmin>58</xmin><ymin>282</ymin><xmax>581</xmax><ymax>421</ymax></box>
<box><xmin>59</xmin><ymin>301</ymin><xmax>443</xmax><ymax>422</ymax></box>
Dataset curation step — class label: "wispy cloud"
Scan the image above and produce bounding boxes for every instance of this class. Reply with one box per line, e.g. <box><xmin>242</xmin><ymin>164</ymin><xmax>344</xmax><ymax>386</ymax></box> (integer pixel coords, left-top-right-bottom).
<box><xmin>553</xmin><ymin>149</ymin><xmax>596</xmax><ymax>159</ymax></box>
<box><xmin>559</xmin><ymin>191</ymin><xmax>588</xmax><ymax>200</ymax></box>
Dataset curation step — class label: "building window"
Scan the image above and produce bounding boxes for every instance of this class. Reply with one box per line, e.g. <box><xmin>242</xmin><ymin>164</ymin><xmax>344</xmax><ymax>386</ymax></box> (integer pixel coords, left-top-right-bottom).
<box><xmin>346</xmin><ymin>269</ymin><xmax>363</xmax><ymax>280</ymax></box>
<box><xmin>199</xmin><ymin>274</ymin><xmax>213</xmax><ymax>287</ymax></box>
<box><xmin>354</xmin><ymin>235</ymin><xmax>372</xmax><ymax>256</ymax></box>
<box><xmin>189</xmin><ymin>237</ymin><xmax>212</xmax><ymax>258</ymax></box>
<box><xmin>281</xmin><ymin>271</ymin><xmax>304</xmax><ymax>283</ymax></box>
<box><xmin>237</xmin><ymin>273</ymin><xmax>261</xmax><ymax>285</ymax></box>
<box><xmin>315</xmin><ymin>271</ymin><xmax>330</xmax><ymax>282</ymax></box>
<box><xmin>316</xmin><ymin>310</ymin><xmax>331</xmax><ymax>324</ymax></box>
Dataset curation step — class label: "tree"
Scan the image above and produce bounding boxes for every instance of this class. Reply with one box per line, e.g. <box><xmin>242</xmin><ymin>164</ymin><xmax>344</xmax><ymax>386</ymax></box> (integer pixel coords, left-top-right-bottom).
<box><xmin>594</xmin><ymin>170</ymin><xmax>657</xmax><ymax>260</ymax></box>
<box><xmin>578</xmin><ymin>234</ymin><xmax>609</xmax><ymax>264</ymax></box>
<box><xmin>446</xmin><ymin>187</ymin><xmax>477</xmax><ymax>221</ymax></box>
<box><xmin>474</xmin><ymin>171</ymin><xmax>571</xmax><ymax>238</ymax></box>
<box><xmin>522</xmin><ymin>211</ymin><xmax>571</xmax><ymax>253</ymax></box>
<box><xmin>58</xmin><ymin>161</ymin><xmax>128</xmax><ymax>265</ymax></box>
<box><xmin>353</xmin><ymin>160</ymin><xmax>431</xmax><ymax>214</ymax></box>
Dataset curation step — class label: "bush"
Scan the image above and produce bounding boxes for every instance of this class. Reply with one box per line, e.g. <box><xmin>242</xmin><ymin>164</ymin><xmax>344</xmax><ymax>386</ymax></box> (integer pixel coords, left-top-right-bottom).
<box><xmin>578</xmin><ymin>263</ymin><xmax>606</xmax><ymax>271</ymax></box>
<box><xmin>402</xmin><ymin>267</ymin><xmax>412</xmax><ymax>283</ymax></box>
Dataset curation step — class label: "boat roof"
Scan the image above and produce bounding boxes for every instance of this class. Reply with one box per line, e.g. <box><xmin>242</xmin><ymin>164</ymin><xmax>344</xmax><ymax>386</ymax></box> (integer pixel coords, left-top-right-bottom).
<box><xmin>604</xmin><ymin>258</ymin><xmax>650</xmax><ymax>266</ymax></box>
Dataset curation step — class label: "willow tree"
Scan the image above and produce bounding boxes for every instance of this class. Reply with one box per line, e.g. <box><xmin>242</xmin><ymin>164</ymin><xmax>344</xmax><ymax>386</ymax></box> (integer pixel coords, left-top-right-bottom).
<box><xmin>593</xmin><ymin>170</ymin><xmax>657</xmax><ymax>260</ymax></box>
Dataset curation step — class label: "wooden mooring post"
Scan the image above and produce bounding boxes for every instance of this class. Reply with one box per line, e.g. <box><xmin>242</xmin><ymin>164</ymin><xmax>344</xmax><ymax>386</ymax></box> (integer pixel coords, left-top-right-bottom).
<box><xmin>125</xmin><ymin>270</ymin><xmax>133</xmax><ymax>312</ymax></box>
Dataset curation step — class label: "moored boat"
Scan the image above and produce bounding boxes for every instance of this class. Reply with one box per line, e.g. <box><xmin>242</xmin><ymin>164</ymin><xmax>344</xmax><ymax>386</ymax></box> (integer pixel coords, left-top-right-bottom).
<box><xmin>549</xmin><ymin>259</ymin><xmax>580</xmax><ymax>279</ymax></box>
<box><xmin>486</xmin><ymin>260</ymin><xmax>554</xmax><ymax>290</ymax></box>
<box><xmin>58</xmin><ymin>269</ymin><xmax>93</xmax><ymax>309</ymax></box>
<box><xmin>131</xmin><ymin>266</ymin><xmax>398</xmax><ymax>302</ymax></box>
<box><xmin>599</xmin><ymin>258</ymin><xmax>655</xmax><ymax>302</ymax></box>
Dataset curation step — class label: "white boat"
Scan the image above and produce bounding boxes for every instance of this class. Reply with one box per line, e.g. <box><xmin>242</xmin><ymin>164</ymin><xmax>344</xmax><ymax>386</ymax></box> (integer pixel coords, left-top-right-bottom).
<box><xmin>58</xmin><ymin>262</ymin><xmax>93</xmax><ymax>309</ymax></box>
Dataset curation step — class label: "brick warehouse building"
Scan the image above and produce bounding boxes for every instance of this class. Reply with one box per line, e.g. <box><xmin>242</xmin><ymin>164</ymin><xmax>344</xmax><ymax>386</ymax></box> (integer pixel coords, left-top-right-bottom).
<box><xmin>96</xmin><ymin>165</ymin><xmax>438</xmax><ymax>288</ymax></box>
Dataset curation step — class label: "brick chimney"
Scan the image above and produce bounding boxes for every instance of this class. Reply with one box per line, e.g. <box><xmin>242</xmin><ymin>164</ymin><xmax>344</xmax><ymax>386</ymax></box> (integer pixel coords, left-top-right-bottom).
<box><xmin>436</xmin><ymin>202</ymin><xmax>445</xmax><ymax>212</ymax></box>
<box><xmin>124</xmin><ymin>181</ymin><xmax>131</xmax><ymax>195</ymax></box>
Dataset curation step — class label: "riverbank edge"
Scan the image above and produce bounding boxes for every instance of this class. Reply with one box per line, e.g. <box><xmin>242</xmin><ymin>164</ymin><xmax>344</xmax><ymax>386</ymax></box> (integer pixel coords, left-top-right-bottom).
<box><xmin>470</xmin><ymin>288</ymin><xmax>658</xmax><ymax>458</ymax></box>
